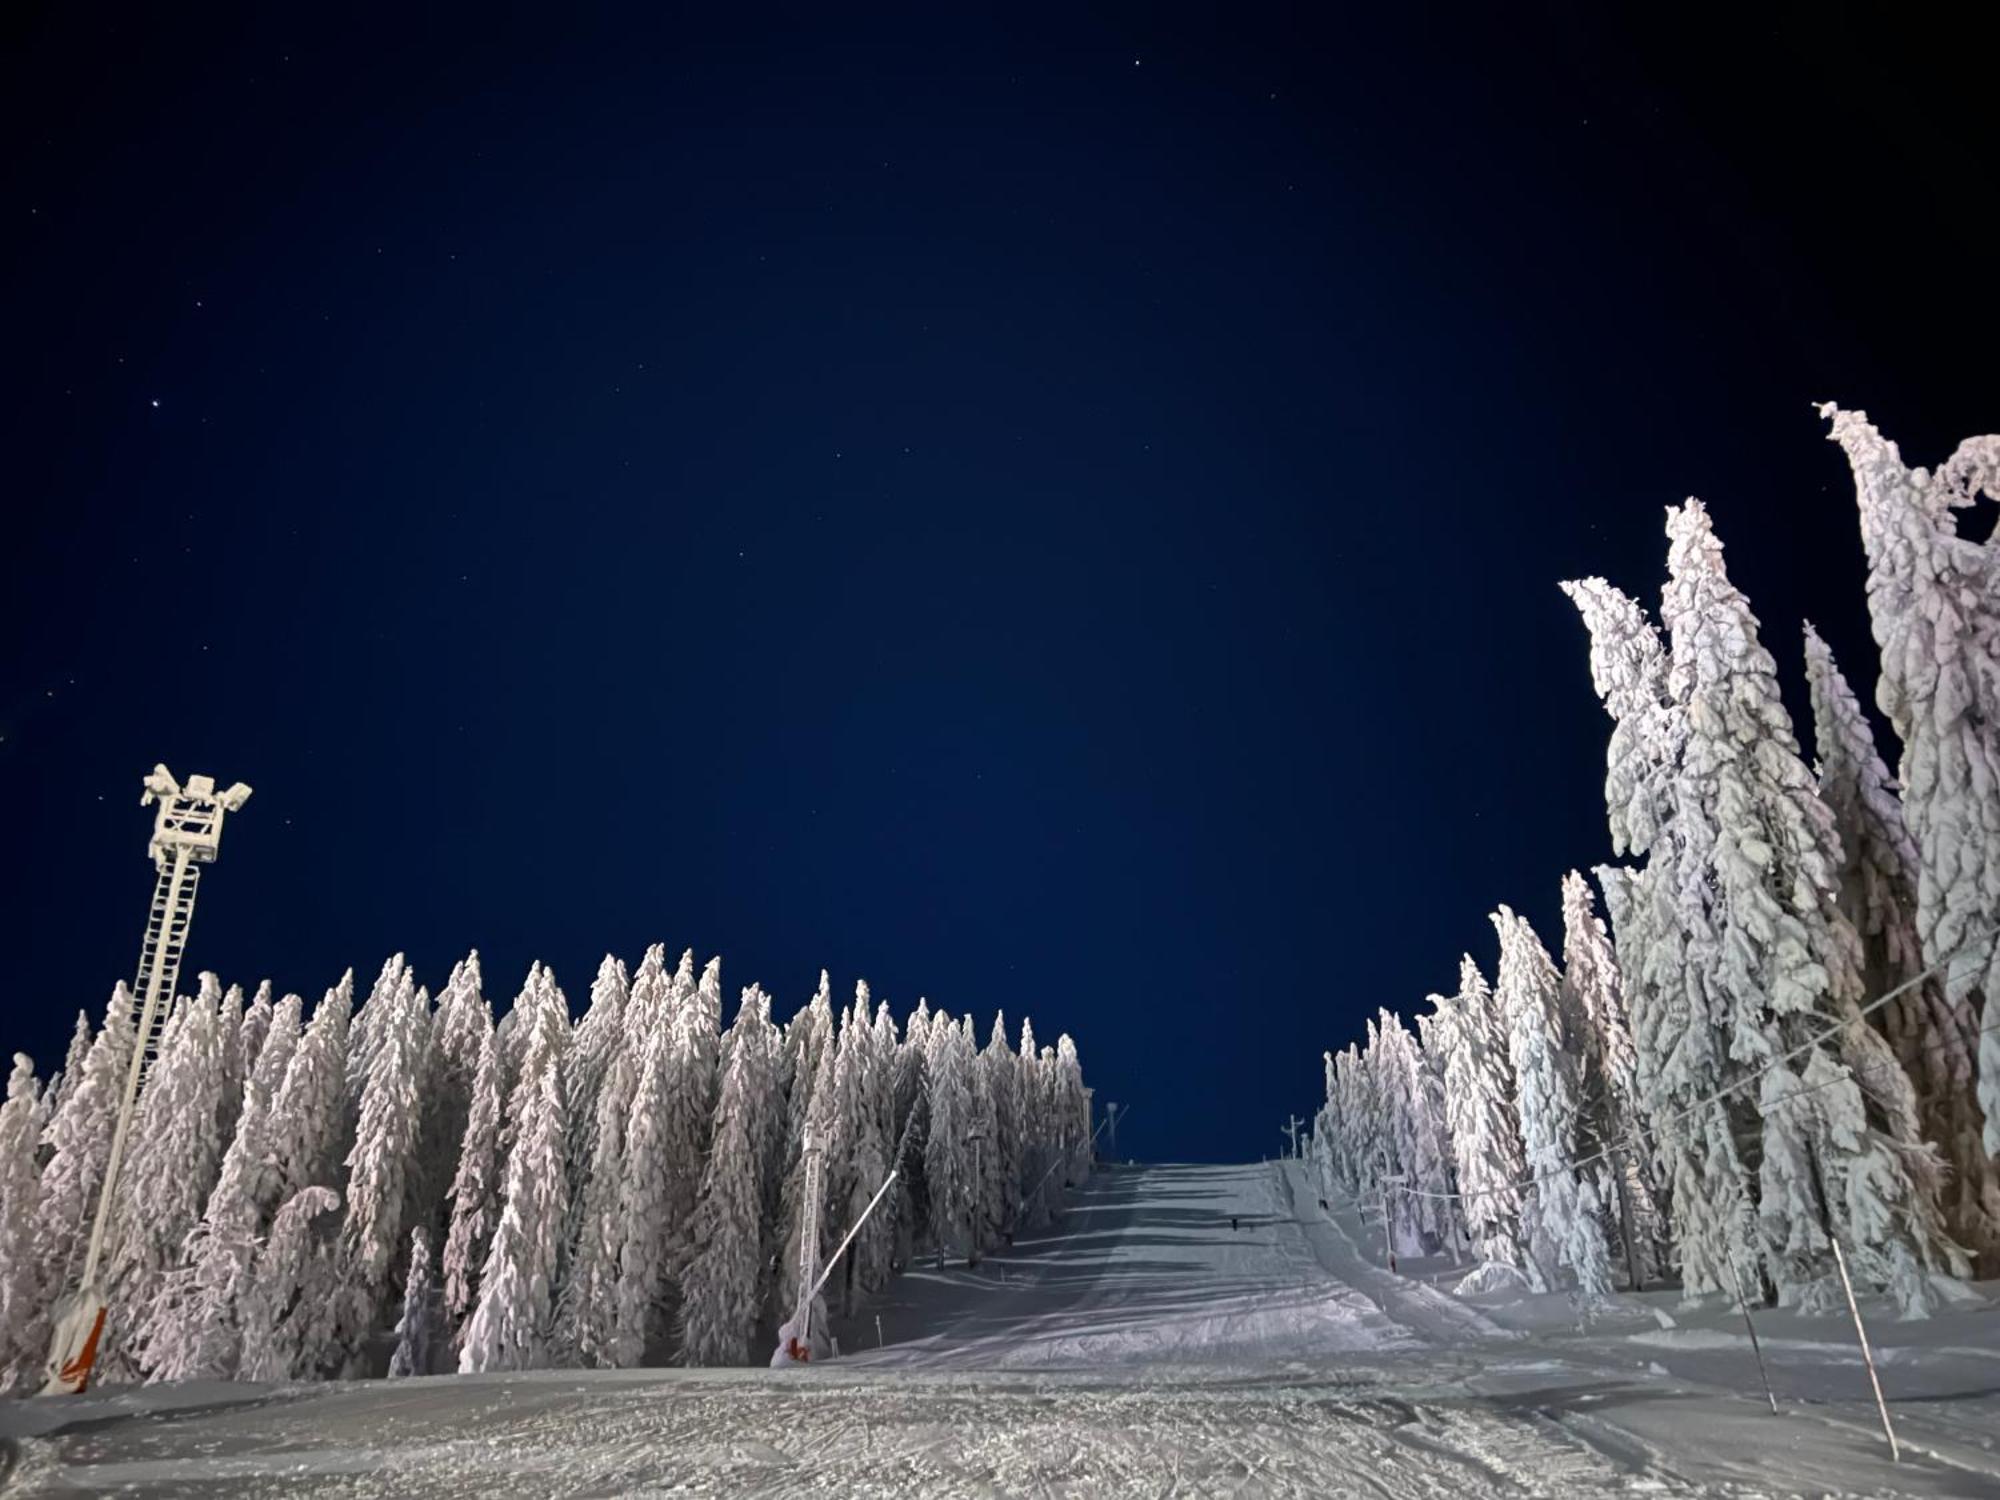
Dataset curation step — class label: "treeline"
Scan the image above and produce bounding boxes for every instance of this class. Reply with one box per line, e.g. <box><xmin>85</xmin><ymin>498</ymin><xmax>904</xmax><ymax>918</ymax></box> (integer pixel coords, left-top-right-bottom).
<box><xmin>1311</xmin><ymin>409</ymin><xmax>2000</xmax><ymax>1316</ymax></box>
<box><xmin>0</xmin><ymin>948</ymin><xmax>1093</xmax><ymax>1387</ymax></box>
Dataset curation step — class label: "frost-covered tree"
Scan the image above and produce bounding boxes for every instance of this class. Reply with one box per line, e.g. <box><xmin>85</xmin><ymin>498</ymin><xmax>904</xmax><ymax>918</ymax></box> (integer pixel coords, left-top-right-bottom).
<box><xmin>1662</xmin><ymin>498</ymin><xmax>1958</xmax><ymax>1311</ymax></box>
<box><xmin>214</xmin><ymin>980</ymin><xmax>249</xmax><ymax>1145</ymax></box>
<box><xmin>419</xmin><ymin>952</ymin><xmax>490</xmax><ymax>1241</ymax></box>
<box><xmin>1823</xmin><ymin>408</ymin><xmax>2000</xmax><ymax>1158</ymax></box>
<box><xmin>1560</xmin><ymin>871</ymin><xmax>1670</xmax><ymax>1287</ymax></box>
<box><xmin>268</xmin><ymin>974</ymin><xmax>354</xmax><ymax>1205</ymax></box>
<box><xmin>46</xmin><ymin>1010</ymin><xmax>93</xmax><ymax>1126</ymax></box>
<box><xmin>34</xmin><ymin>984</ymin><xmax>135</xmax><ymax>1299</ymax></box>
<box><xmin>460</xmin><ymin>965</ymin><xmax>570</xmax><ymax>1373</ymax></box>
<box><xmin>1804</xmin><ymin>622</ymin><xmax>2000</xmax><ymax>1263</ymax></box>
<box><xmin>980</xmin><ymin>1014</ymin><xmax>1022</xmax><ymax>1249</ymax></box>
<box><xmin>681</xmin><ymin>987</ymin><xmax>779</xmax><ymax>1365</ymax></box>
<box><xmin>1374</xmin><ymin>1011</ymin><xmax>1458</xmax><ymax>1257</ymax></box>
<box><xmin>609</xmin><ymin>970</ymin><xmax>685</xmax><ymax>1366</ymax></box>
<box><xmin>774</xmin><ymin>1032</ymin><xmax>839</xmax><ymax>1320</ymax></box>
<box><xmin>441</xmin><ymin>1024</ymin><xmax>504</xmax><ymax>1330</ymax></box>
<box><xmin>388</xmin><ymin>1226</ymin><xmax>441</xmax><ymax>1378</ymax></box>
<box><xmin>334</xmin><ymin>968</ymin><xmax>428</xmax><ymax>1366</ymax></box>
<box><xmin>923</xmin><ymin>1012</ymin><xmax>975</xmax><ymax>1261</ymax></box>
<box><xmin>555</xmin><ymin>998</ymin><xmax>638</xmax><ymax>1367</ymax></box>
<box><xmin>1493</xmin><ymin>907</ymin><xmax>1613</xmax><ymax>1300</ymax></box>
<box><xmin>106</xmin><ymin>988</ymin><xmax>229</xmax><ymax>1378</ymax></box>
<box><xmin>0</xmin><ymin>1055</ymin><xmax>46</xmax><ymax>1388</ymax></box>
<box><xmin>559</xmin><ymin>954</ymin><xmax>627</xmax><ymax>1299</ymax></box>
<box><xmin>143</xmin><ymin>992</ymin><xmax>304</xmax><ymax>1384</ymax></box>
<box><xmin>1436</xmin><ymin>957</ymin><xmax>1537</xmax><ymax>1289</ymax></box>
<box><xmin>239</xmin><ymin>1185</ymin><xmax>342</xmax><ymax>1383</ymax></box>
<box><xmin>1566</xmin><ymin>574</ymin><xmax>1755</xmax><ymax>1299</ymax></box>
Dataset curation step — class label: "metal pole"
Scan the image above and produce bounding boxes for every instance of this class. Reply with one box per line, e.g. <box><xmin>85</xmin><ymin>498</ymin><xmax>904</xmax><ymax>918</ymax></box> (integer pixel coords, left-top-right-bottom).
<box><xmin>78</xmin><ymin>845</ymin><xmax>189</xmax><ymax>1292</ymax></box>
<box><xmin>1377</xmin><ymin>1148</ymin><xmax>1397</xmax><ymax>1273</ymax></box>
<box><xmin>808</xmin><ymin>1168</ymin><xmax>902</xmax><ymax>1308</ymax></box>
<box><xmin>1725</xmin><ymin>1244</ymin><xmax>1778</xmax><ymax>1415</ymax></box>
<box><xmin>1830</xmin><ymin>1238</ymin><xmax>1899</xmax><ymax>1463</ymax></box>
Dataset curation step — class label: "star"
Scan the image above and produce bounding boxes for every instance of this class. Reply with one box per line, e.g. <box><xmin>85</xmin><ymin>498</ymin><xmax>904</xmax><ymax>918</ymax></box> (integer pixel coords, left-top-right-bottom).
<box><xmin>150</xmin><ymin>399</ymin><xmax>160</xmax><ymax>408</ymax></box>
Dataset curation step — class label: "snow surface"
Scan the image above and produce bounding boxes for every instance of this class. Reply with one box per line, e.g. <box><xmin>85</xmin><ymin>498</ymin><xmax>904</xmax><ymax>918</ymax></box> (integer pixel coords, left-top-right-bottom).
<box><xmin>6</xmin><ymin>1161</ymin><xmax>2000</xmax><ymax>1497</ymax></box>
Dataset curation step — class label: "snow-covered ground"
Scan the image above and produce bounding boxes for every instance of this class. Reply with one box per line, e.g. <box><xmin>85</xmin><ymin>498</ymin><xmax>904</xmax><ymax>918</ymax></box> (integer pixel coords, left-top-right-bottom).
<box><xmin>7</xmin><ymin>1162</ymin><xmax>1999</xmax><ymax>1497</ymax></box>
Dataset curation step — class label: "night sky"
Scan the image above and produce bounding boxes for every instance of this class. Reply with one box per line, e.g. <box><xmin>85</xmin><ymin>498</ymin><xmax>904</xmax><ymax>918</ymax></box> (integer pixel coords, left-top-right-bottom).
<box><xmin>4</xmin><ymin>5</ymin><xmax>1995</xmax><ymax>1163</ymax></box>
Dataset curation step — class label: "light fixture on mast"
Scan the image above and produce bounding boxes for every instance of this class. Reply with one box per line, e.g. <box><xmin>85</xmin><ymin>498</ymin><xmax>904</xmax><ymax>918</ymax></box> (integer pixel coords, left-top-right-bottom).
<box><xmin>41</xmin><ymin>765</ymin><xmax>252</xmax><ymax>1396</ymax></box>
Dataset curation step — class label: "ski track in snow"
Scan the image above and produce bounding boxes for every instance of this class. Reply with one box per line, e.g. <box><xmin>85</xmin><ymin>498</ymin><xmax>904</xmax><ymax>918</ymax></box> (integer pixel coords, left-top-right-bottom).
<box><xmin>7</xmin><ymin>1162</ymin><xmax>1999</xmax><ymax>1498</ymax></box>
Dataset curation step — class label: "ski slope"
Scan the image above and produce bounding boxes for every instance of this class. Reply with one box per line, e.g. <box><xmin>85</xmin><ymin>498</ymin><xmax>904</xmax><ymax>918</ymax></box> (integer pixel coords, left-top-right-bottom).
<box><xmin>6</xmin><ymin>1162</ymin><xmax>1999</xmax><ymax>1497</ymax></box>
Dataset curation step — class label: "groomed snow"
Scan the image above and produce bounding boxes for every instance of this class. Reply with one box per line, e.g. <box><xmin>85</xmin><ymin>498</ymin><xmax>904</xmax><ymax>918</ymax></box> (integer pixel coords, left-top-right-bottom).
<box><xmin>6</xmin><ymin>1161</ymin><xmax>1998</xmax><ymax>1497</ymax></box>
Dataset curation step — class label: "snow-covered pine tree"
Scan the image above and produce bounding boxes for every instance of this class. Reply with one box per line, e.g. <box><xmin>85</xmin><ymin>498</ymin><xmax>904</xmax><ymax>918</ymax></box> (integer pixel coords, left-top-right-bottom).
<box><xmin>554</xmin><ymin>996</ymin><xmax>638</xmax><ymax>1366</ymax></box>
<box><xmin>558</xmin><ymin>954</ymin><xmax>627</xmax><ymax>1304</ymax></box>
<box><xmin>388</xmin><ymin>1226</ymin><xmax>440</xmax><ymax>1378</ymax></box>
<box><xmin>1436</xmin><ymin>956</ymin><xmax>1538</xmax><ymax>1289</ymax></box>
<box><xmin>460</xmin><ymin>965</ymin><xmax>571</xmax><ymax>1373</ymax></box>
<box><xmin>774</xmin><ymin>1029</ymin><xmax>839</xmax><ymax>1322</ymax></box>
<box><xmin>923</xmin><ymin>1012</ymin><xmax>974</xmax><ymax>1261</ymax></box>
<box><xmin>441</xmin><ymin>1023</ymin><xmax>503</xmax><ymax>1330</ymax></box>
<box><xmin>610</xmin><ymin>996</ymin><xmax>678</xmax><ymax>1367</ymax></box>
<box><xmin>1410</xmin><ymin>1011</ymin><xmax>1468</xmax><ymax>1259</ymax></box>
<box><xmin>347</xmin><ymin>954</ymin><xmax>411</xmax><ymax>1118</ymax></box>
<box><xmin>1662</xmin><ymin>498</ymin><xmax>1959</xmax><ymax>1312</ymax></box>
<box><xmin>419</xmin><ymin>951</ymin><xmax>489</xmax><ymax>1243</ymax></box>
<box><xmin>268</xmin><ymin>974</ymin><xmax>355</xmax><ymax>1205</ymax></box>
<box><xmin>980</xmin><ymin>1013</ymin><xmax>1022</xmax><ymax>1247</ymax></box>
<box><xmin>45</xmin><ymin>1010</ymin><xmax>93</xmax><ymax>1126</ymax></box>
<box><xmin>144</xmin><ymin>991</ymin><xmax>302</xmax><ymax>1384</ymax></box>
<box><xmin>236</xmin><ymin>982</ymin><xmax>274</xmax><ymax>1100</ymax></box>
<box><xmin>0</xmin><ymin>1055</ymin><xmax>46</xmax><ymax>1389</ymax></box>
<box><xmin>1559</xmin><ymin>870</ymin><xmax>1670</xmax><ymax>1288</ymax></box>
<box><xmin>214</xmin><ymin>979</ymin><xmax>249</xmax><ymax>1145</ymax></box>
<box><xmin>1374</xmin><ymin>1011</ymin><xmax>1457</xmax><ymax>1256</ymax></box>
<box><xmin>105</xmin><ymin>986</ymin><xmax>228</xmax><ymax>1379</ymax></box>
<box><xmin>1804</xmin><ymin>621</ymin><xmax>2000</xmax><ymax>1265</ymax></box>
<box><xmin>1054</xmin><ymin>1035</ymin><xmax>1090</xmax><ymax>1188</ymax></box>
<box><xmin>34</xmin><ymin>984</ymin><xmax>135</xmax><ymax>1301</ymax></box>
<box><xmin>1565</xmin><ymin>575</ymin><xmax>1754</xmax><ymax>1300</ymax></box>
<box><xmin>680</xmin><ymin>986</ymin><xmax>779</xmax><ymax>1365</ymax></box>
<box><xmin>1493</xmin><ymin>906</ymin><xmax>1613</xmax><ymax>1300</ymax></box>
<box><xmin>334</xmin><ymin>964</ymin><xmax>429</xmax><ymax>1368</ymax></box>
<box><xmin>1823</xmin><ymin>408</ymin><xmax>2000</xmax><ymax>1159</ymax></box>
<box><xmin>238</xmin><ymin>1185</ymin><xmax>343</xmax><ymax>1383</ymax></box>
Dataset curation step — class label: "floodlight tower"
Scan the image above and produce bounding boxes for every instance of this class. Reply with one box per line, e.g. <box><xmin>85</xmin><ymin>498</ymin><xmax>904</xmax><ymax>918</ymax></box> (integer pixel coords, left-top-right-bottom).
<box><xmin>41</xmin><ymin>765</ymin><xmax>252</xmax><ymax>1395</ymax></box>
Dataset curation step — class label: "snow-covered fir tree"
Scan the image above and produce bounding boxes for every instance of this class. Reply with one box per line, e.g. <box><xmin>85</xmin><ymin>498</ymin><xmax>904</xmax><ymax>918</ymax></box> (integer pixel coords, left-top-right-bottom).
<box><xmin>1436</xmin><ymin>956</ymin><xmax>1537</xmax><ymax>1288</ymax></box>
<box><xmin>1559</xmin><ymin>870</ymin><xmax>1670</xmax><ymax>1287</ymax></box>
<box><xmin>1823</xmin><ymin>408</ymin><xmax>2000</xmax><ymax>1159</ymax></box>
<box><xmin>1662</xmin><ymin>498</ymin><xmax>1957</xmax><ymax>1311</ymax></box>
<box><xmin>680</xmin><ymin>986</ymin><xmax>779</xmax><ymax>1365</ymax></box>
<box><xmin>610</xmin><ymin>995</ymin><xmax>678</xmax><ymax>1366</ymax></box>
<box><xmin>1493</xmin><ymin>906</ymin><xmax>1613</xmax><ymax>1300</ymax></box>
<box><xmin>268</xmin><ymin>974</ymin><xmax>354</xmax><ymax>1206</ymax></box>
<box><xmin>1804</xmin><ymin>621</ymin><xmax>2000</xmax><ymax>1264</ymax></box>
<box><xmin>0</xmin><ymin>1055</ymin><xmax>46</xmax><ymax>1389</ymax></box>
<box><xmin>106</xmin><ymin>988</ymin><xmax>228</xmax><ymax>1378</ymax></box>
<box><xmin>143</xmin><ymin>990</ymin><xmax>304</xmax><ymax>1383</ymax></box>
<box><xmin>388</xmin><ymin>1226</ymin><xmax>441</xmax><ymax>1378</ymax></box>
<box><xmin>334</xmin><ymin>966</ymin><xmax>428</xmax><ymax>1367</ymax></box>
<box><xmin>554</xmin><ymin>994</ymin><xmax>638</xmax><ymax>1366</ymax></box>
<box><xmin>1565</xmin><ymin>574</ymin><xmax>1755</xmax><ymax>1300</ymax></box>
<box><xmin>440</xmin><ymin>1020</ymin><xmax>504</xmax><ymax>1331</ymax></box>
<box><xmin>460</xmin><ymin>965</ymin><xmax>571</xmax><ymax>1373</ymax></box>
<box><xmin>238</xmin><ymin>1185</ymin><xmax>343</xmax><ymax>1383</ymax></box>
<box><xmin>923</xmin><ymin>1012</ymin><xmax>975</xmax><ymax>1262</ymax></box>
<box><xmin>34</xmin><ymin>984</ymin><xmax>135</xmax><ymax>1302</ymax></box>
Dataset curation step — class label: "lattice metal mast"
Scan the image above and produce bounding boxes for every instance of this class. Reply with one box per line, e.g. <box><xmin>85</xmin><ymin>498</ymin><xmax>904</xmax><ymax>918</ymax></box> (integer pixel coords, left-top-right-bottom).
<box><xmin>41</xmin><ymin>765</ymin><xmax>252</xmax><ymax>1396</ymax></box>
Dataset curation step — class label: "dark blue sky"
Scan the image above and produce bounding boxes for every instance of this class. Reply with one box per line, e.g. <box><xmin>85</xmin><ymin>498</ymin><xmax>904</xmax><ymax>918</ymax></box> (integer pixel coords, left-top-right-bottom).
<box><xmin>3</xmin><ymin>5</ymin><xmax>1993</xmax><ymax>1161</ymax></box>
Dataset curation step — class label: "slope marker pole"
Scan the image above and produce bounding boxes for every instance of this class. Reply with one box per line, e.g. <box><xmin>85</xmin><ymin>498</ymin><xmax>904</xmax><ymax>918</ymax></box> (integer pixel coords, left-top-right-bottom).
<box><xmin>1830</xmin><ymin>1238</ymin><xmax>1899</xmax><ymax>1462</ymax></box>
<box><xmin>1725</xmin><ymin>1244</ymin><xmax>1778</xmax><ymax>1415</ymax></box>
